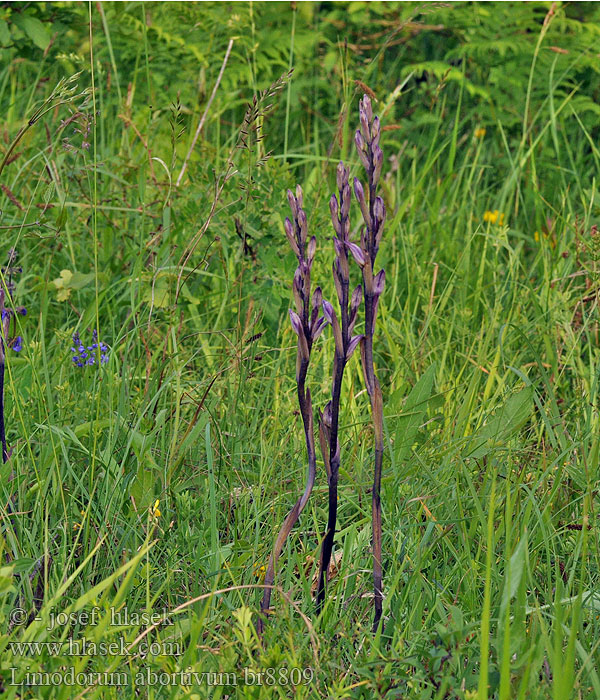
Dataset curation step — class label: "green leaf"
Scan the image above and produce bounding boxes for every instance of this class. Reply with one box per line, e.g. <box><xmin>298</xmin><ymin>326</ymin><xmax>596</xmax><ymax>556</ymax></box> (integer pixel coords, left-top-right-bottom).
<box><xmin>141</xmin><ymin>276</ymin><xmax>172</xmax><ymax>307</ymax></box>
<box><xmin>10</xmin><ymin>558</ymin><xmax>36</xmax><ymax>575</ymax></box>
<box><xmin>497</xmin><ymin>533</ymin><xmax>528</xmax><ymax>643</ymax></box>
<box><xmin>0</xmin><ymin>19</ymin><xmax>11</xmax><ymax>46</ymax></box>
<box><xmin>12</xmin><ymin>13</ymin><xmax>51</xmax><ymax>51</ymax></box>
<box><xmin>467</xmin><ymin>387</ymin><xmax>533</xmax><ymax>458</ymax></box>
<box><xmin>130</xmin><ymin>462</ymin><xmax>156</xmax><ymax>511</ymax></box>
<box><xmin>68</xmin><ymin>271</ymin><xmax>97</xmax><ymax>290</ymax></box>
<box><xmin>54</xmin><ymin>205</ymin><xmax>68</xmax><ymax>232</ymax></box>
<box><xmin>394</xmin><ymin>364</ymin><xmax>436</xmax><ymax>465</ymax></box>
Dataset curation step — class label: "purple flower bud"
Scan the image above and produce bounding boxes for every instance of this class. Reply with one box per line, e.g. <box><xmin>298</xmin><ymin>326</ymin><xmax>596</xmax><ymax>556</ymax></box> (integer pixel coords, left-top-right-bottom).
<box><xmin>346</xmin><ymin>334</ymin><xmax>364</xmax><ymax>361</ymax></box>
<box><xmin>371</xmin><ymin>116</ymin><xmax>381</xmax><ymax>147</ymax></box>
<box><xmin>18</xmin><ymin>307</ymin><xmax>26</xmax><ymax>315</ymax></box>
<box><xmin>12</xmin><ymin>336</ymin><xmax>22</xmax><ymax>352</ymax></box>
<box><xmin>299</xmin><ymin>260</ymin><xmax>310</xmax><ymax>280</ymax></box>
<box><xmin>342</xmin><ymin>217</ymin><xmax>350</xmax><ymax>241</ymax></box>
<box><xmin>307</xmin><ymin>236</ymin><xmax>316</xmax><ymax>266</ymax></box>
<box><xmin>293</xmin><ymin>268</ymin><xmax>303</xmax><ymax>313</ymax></box>
<box><xmin>353</xmin><ymin>177</ymin><xmax>366</xmax><ymax>206</ymax></box>
<box><xmin>355</xmin><ymin>128</ymin><xmax>366</xmax><ymax>153</ymax></box>
<box><xmin>374</xmin><ymin>269</ymin><xmax>386</xmax><ymax>296</ymax></box>
<box><xmin>341</xmin><ymin>183</ymin><xmax>351</xmax><ymax>221</ymax></box>
<box><xmin>361</xmin><ymin>94</ymin><xmax>373</xmax><ymax>122</ymax></box>
<box><xmin>355</xmin><ymin>130</ymin><xmax>370</xmax><ymax>169</ymax></box>
<box><xmin>293</xmin><ymin>267</ymin><xmax>303</xmax><ymax>293</ymax></box>
<box><xmin>287</xmin><ymin>189</ymin><xmax>297</xmax><ymax>218</ymax></box>
<box><xmin>349</xmin><ymin>284</ymin><xmax>362</xmax><ymax>333</ymax></box>
<box><xmin>373</xmin><ymin>197</ymin><xmax>386</xmax><ymax>238</ymax></box>
<box><xmin>329</xmin><ymin>194</ymin><xmax>338</xmax><ymax>220</ymax></box>
<box><xmin>359</xmin><ymin>106</ymin><xmax>370</xmax><ymax>142</ymax></box>
<box><xmin>313</xmin><ymin>286</ymin><xmax>322</xmax><ymax>309</ymax></box>
<box><xmin>336</xmin><ymin>161</ymin><xmax>347</xmax><ymax>192</ymax></box>
<box><xmin>293</xmin><ymin>290</ymin><xmax>303</xmax><ymax>317</ymax></box>
<box><xmin>311</xmin><ymin>286</ymin><xmax>323</xmax><ymax>326</ymax></box>
<box><xmin>354</xmin><ymin>177</ymin><xmax>371</xmax><ymax>230</ymax></box>
<box><xmin>329</xmin><ymin>195</ymin><xmax>341</xmax><ymax>235</ymax></box>
<box><xmin>297</xmin><ymin>209</ymin><xmax>308</xmax><ymax>244</ymax></box>
<box><xmin>346</xmin><ymin>241</ymin><xmax>366</xmax><ymax>267</ymax></box>
<box><xmin>311</xmin><ymin>316</ymin><xmax>327</xmax><ymax>341</ymax></box>
<box><xmin>373</xmin><ymin>145</ymin><xmax>383</xmax><ymax>184</ymax></box>
<box><xmin>289</xmin><ymin>310</ymin><xmax>303</xmax><ymax>336</ymax></box>
<box><xmin>284</xmin><ymin>217</ymin><xmax>299</xmax><ymax>256</ymax></box>
<box><xmin>373</xmin><ymin>196</ymin><xmax>385</xmax><ymax>221</ymax></box>
<box><xmin>322</xmin><ymin>299</ymin><xmax>336</xmax><ymax>326</ymax></box>
<box><xmin>334</xmin><ymin>237</ymin><xmax>345</xmax><ymax>260</ymax></box>
<box><xmin>295</xmin><ymin>184</ymin><xmax>303</xmax><ymax>209</ymax></box>
<box><xmin>374</xmin><ymin>197</ymin><xmax>386</xmax><ymax>252</ymax></box>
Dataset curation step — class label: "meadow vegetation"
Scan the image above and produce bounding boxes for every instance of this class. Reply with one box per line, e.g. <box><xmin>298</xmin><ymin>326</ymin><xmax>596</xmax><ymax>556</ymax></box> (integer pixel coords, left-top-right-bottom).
<box><xmin>0</xmin><ymin>2</ymin><xmax>600</xmax><ymax>698</ymax></box>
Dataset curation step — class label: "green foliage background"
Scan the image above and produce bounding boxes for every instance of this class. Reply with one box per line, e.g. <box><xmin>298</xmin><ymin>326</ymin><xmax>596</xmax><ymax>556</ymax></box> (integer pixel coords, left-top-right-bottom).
<box><xmin>0</xmin><ymin>1</ymin><xmax>599</xmax><ymax>698</ymax></box>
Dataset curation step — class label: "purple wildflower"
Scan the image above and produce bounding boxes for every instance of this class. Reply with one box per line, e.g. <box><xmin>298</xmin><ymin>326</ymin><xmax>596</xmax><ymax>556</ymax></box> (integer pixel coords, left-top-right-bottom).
<box><xmin>71</xmin><ymin>329</ymin><xmax>109</xmax><ymax>367</ymax></box>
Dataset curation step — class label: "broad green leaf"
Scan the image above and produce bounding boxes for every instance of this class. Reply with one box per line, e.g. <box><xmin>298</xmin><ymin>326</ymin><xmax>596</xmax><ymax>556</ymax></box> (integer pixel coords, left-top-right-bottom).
<box><xmin>12</xmin><ymin>13</ymin><xmax>51</xmax><ymax>50</ymax></box>
<box><xmin>394</xmin><ymin>364</ymin><xmax>436</xmax><ymax>465</ymax></box>
<box><xmin>141</xmin><ymin>276</ymin><xmax>171</xmax><ymax>307</ymax></box>
<box><xmin>0</xmin><ymin>20</ymin><xmax>10</xmax><ymax>46</ymax></box>
<box><xmin>130</xmin><ymin>462</ymin><xmax>156</xmax><ymax>511</ymax></box>
<box><xmin>68</xmin><ymin>271</ymin><xmax>97</xmax><ymax>290</ymax></box>
<box><xmin>497</xmin><ymin>533</ymin><xmax>528</xmax><ymax>644</ymax></box>
<box><xmin>467</xmin><ymin>387</ymin><xmax>533</xmax><ymax>458</ymax></box>
<box><xmin>10</xmin><ymin>558</ymin><xmax>36</xmax><ymax>575</ymax></box>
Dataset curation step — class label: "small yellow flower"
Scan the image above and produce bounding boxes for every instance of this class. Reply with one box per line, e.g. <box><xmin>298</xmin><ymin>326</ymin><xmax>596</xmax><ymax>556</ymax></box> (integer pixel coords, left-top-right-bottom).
<box><xmin>253</xmin><ymin>562</ymin><xmax>266</xmax><ymax>580</ymax></box>
<box><xmin>474</xmin><ymin>127</ymin><xmax>486</xmax><ymax>139</ymax></box>
<box><xmin>151</xmin><ymin>499</ymin><xmax>161</xmax><ymax>518</ymax></box>
<box><xmin>483</xmin><ymin>210</ymin><xmax>505</xmax><ymax>226</ymax></box>
<box><xmin>534</xmin><ymin>231</ymin><xmax>540</xmax><ymax>242</ymax></box>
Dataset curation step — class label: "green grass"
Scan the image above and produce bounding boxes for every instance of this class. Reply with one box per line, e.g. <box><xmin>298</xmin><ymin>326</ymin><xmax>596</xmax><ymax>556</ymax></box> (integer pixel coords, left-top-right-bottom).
<box><xmin>0</xmin><ymin>1</ymin><xmax>599</xmax><ymax>698</ymax></box>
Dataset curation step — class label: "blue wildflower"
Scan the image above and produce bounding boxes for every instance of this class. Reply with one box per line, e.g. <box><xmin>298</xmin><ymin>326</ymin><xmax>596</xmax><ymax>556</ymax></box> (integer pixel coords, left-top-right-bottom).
<box><xmin>1</xmin><ymin>305</ymin><xmax>25</xmax><ymax>354</ymax></box>
<box><xmin>72</xmin><ymin>329</ymin><xmax>109</xmax><ymax>367</ymax></box>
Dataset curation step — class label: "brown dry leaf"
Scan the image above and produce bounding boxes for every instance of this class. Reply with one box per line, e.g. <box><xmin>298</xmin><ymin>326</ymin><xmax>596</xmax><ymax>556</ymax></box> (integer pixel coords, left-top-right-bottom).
<box><xmin>310</xmin><ymin>550</ymin><xmax>343</xmax><ymax>595</ymax></box>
